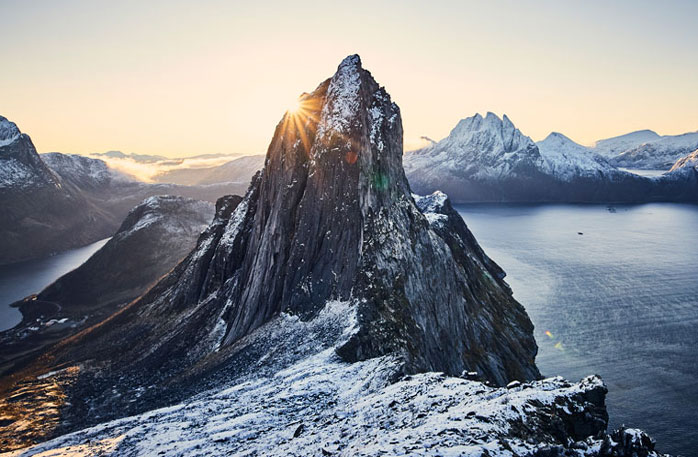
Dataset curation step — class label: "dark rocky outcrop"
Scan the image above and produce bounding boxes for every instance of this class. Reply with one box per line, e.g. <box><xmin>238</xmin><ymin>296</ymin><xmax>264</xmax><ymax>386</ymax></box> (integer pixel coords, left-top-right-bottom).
<box><xmin>0</xmin><ymin>56</ymin><xmax>541</xmax><ymax>448</ymax></box>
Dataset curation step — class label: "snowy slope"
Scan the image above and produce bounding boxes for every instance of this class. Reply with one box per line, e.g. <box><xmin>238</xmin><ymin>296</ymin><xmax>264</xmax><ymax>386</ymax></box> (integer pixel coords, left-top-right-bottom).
<box><xmin>592</xmin><ymin>130</ymin><xmax>660</xmax><ymax>158</ymax></box>
<box><xmin>612</xmin><ymin>131</ymin><xmax>698</xmax><ymax>169</ymax></box>
<box><xmin>669</xmin><ymin>149</ymin><xmax>698</xmax><ymax>172</ymax></box>
<box><xmin>5</xmin><ymin>302</ymin><xmax>662</xmax><ymax>457</ymax></box>
<box><xmin>0</xmin><ymin>116</ymin><xmax>21</xmax><ymax>147</ymax></box>
<box><xmin>536</xmin><ymin>132</ymin><xmax>621</xmax><ymax>181</ymax></box>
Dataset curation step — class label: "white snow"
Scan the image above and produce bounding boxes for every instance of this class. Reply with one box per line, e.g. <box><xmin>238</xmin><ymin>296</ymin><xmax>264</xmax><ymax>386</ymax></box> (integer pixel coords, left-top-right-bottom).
<box><xmin>669</xmin><ymin>149</ymin><xmax>698</xmax><ymax>172</ymax></box>
<box><xmin>0</xmin><ymin>116</ymin><xmax>21</xmax><ymax>147</ymax></box>
<box><xmin>404</xmin><ymin>112</ymin><xmax>542</xmax><ymax>181</ymax></box>
<box><xmin>5</xmin><ymin>344</ymin><xmax>627</xmax><ymax>457</ymax></box>
<box><xmin>536</xmin><ymin>132</ymin><xmax>620</xmax><ymax>181</ymax></box>
<box><xmin>317</xmin><ymin>55</ymin><xmax>362</xmax><ymax>139</ymax></box>
<box><xmin>592</xmin><ymin>130</ymin><xmax>660</xmax><ymax>158</ymax></box>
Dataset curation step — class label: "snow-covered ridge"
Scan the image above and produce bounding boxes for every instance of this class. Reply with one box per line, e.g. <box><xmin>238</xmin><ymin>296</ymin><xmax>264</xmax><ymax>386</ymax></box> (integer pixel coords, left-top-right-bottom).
<box><xmin>592</xmin><ymin>129</ymin><xmax>660</xmax><ymax>158</ymax></box>
<box><xmin>669</xmin><ymin>149</ymin><xmax>698</xmax><ymax>172</ymax></box>
<box><xmin>42</xmin><ymin>152</ymin><xmax>130</xmax><ymax>185</ymax></box>
<box><xmin>116</xmin><ymin>195</ymin><xmax>213</xmax><ymax>239</ymax></box>
<box><xmin>5</xmin><ymin>344</ymin><xmax>661</xmax><ymax>457</ymax></box>
<box><xmin>0</xmin><ymin>117</ymin><xmax>21</xmax><ymax>148</ymax></box>
<box><xmin>612</xmin><ymin>131</ymin><xmax>698</xmax><ymax>169</ymax></box>
<box><xmin>536</xmin><ymin>132</ymin><xmax>620</xmax><ymax>181</ymax></box>
<box><xmin>404</xmin><ymin>112</ymin><xmax>542</xmax><ymax>180</ymax></box>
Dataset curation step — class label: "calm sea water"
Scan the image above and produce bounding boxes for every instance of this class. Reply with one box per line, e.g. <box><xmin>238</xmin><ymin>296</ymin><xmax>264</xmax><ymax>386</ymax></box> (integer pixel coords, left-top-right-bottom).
<box><xmin>0</xmin><ymin>238</ymin><xmax>109</xmax><ymax>332</ymax></box>
<box><xmin>456</xmin><ymin>203</ymin><xmax>698</xmax><ymax>457</ymax></box>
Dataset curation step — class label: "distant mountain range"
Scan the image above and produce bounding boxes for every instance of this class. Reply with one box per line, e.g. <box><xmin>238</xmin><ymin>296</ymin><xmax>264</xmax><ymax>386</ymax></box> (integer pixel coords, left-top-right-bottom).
<box><xmin>404</xmin><ymin>112</ymin><xmax>698</xmax><ymax>202</ymax></box>
<box><xmin>0</xmin><ymin>116</ymin><xmax>250</xmax><ymax>265</ymax></box>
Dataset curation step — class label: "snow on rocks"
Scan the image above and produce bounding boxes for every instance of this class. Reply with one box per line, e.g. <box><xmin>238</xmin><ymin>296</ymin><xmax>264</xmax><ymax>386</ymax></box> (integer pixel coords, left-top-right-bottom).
<box><xmin>0</xmin><ymin>116</ymin><xmax>21</xmax><ymax>147</ymax></box>
<box><xmin>3</xmin><ymin>347</ymin><xmax>662</xmax><ymax>457</ymax></box>
<box><xmin>536</xmin><ymin>132</ymin><xmax>620</xmax><ymax>181</ymax></box>
<box><xmin>405</xmin><ymin>112</ymin><xmax>542</xmax><ymax>181</ymax></box>
<box><xmin>317</xmin><ymin>55</ymin><xmax>362</xmax><ymax>139</ymax></box>
<box><xmin>669</xmin><ymin>149</ymin><xmax>698</xmax><ymax>172</ymax></box>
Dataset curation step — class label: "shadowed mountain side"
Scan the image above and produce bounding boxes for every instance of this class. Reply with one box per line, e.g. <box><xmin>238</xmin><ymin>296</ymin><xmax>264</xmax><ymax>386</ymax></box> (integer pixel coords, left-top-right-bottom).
<box><xmin>0</xmin><ymin>196</ymin><xmax>215</xmax><ymax>380</ymax></box>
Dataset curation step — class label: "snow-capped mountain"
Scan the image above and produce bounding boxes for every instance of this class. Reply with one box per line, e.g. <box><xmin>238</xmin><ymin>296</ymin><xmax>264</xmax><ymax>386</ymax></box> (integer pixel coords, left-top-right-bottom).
<box><xmin>0</xmin><ymin>117</ymin><xmax>120</xmax><ymax>265</ymax></box>
<box><xmin>537</xmin><ymin>132</ymin><xmax>621</xmax><ymax>181</ymax></box>
<box><xmin>405</xmin><ymin>114</ymin><xmax>698</xmax><ymax>203</ymax></box>
<box><xmin>405</xmin><ymin>112</ymin><xmax>543</xmax><ymax>181</ymax></box>
<box><xmin>0</xmin><ymin>116</ymin><xmax>251</xmax><ymax>265</ymax></box>
<box><xmin>0</xmin><ymin>56</ymin><xmax>663</xmax><ymax>456</ymax></box>
<box><xmin>592</xmin><ymin>129</ymin><xmax>661</xmax><ymax>158</ymax></box>
<box><xmin>611</xmin><ymin>131</ymin><xmax>698</xmax><ymax>169</ymax></box>
<box><xmin>404</xmin><ymin>113</ymin><xmax>651</xmax><ymax>202</ymax></box>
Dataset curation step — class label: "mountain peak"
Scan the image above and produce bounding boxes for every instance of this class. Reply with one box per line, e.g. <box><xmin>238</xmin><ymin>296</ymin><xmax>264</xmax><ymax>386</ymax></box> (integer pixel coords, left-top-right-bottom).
<box><xmin>0</xmin><ymin>115</ymin><xmax>21</xmax><ymax>148</ymax></box>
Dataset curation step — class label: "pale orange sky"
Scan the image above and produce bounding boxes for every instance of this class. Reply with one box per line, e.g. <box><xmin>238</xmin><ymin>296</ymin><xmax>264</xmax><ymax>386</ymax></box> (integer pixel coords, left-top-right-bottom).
<box><xmin>2</xmin><ymin>0</ymin><xmax>697</xmax><ymax>157</ymax></box>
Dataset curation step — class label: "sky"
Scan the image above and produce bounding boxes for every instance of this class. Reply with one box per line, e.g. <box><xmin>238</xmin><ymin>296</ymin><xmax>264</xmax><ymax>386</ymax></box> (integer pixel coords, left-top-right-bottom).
<box><xmin>1</xmin><ymin>0</ymin><xmax>697</xmax><ymax>157</ymax></box>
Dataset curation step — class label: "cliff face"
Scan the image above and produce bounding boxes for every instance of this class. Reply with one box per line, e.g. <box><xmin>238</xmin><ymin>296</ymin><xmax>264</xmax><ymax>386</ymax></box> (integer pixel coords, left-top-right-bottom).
<box><xmin>0</xmin><ymin>56</ymin><xmax>538</xmax><ymax>446</ymax></box>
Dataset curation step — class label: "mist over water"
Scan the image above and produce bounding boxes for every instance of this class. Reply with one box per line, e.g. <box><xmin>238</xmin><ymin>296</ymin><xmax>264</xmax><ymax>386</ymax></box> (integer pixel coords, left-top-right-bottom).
<box><xmin>456</xmin><ymin>203</ymin><xmax>698</xmax><ymax>456</ymax></box>
<box><xmin>0</xmin><ymin>238</ymin><xmax>109</xmax><ymax>332</ymax></box>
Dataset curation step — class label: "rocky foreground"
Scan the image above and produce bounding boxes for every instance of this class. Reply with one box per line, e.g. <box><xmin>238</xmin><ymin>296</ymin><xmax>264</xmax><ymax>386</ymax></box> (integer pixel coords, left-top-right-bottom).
<box><xmin>3</xmin><ymin>307</ymin><xmax>663</xmax><ymax>456</ymax></box>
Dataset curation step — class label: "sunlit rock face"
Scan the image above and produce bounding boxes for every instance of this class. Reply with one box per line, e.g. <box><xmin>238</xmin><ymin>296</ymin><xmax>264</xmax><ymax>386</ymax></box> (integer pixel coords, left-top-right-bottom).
<box><xmin>0</xmin><ymin>56</ymin><xmax>539</xmax><ymax>446</ymax></box>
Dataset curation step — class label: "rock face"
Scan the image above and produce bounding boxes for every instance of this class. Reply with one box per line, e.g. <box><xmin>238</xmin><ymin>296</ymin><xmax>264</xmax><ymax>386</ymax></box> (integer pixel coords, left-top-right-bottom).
<box><xmin>404</xmin><ymin>114</ymin><xmax>698</xmax><ymax>203</ymax></box>
<box><xmin>0</xmin><ymin>56</ymin><xmax>540</xmax><ymax>448</ymax></box>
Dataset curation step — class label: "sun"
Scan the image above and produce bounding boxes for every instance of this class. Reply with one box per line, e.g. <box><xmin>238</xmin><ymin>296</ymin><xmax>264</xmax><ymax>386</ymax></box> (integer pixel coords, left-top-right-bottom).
<box><xmin>286</xmin><ymin>97</ymin><xmax>302</xmax><ymax>114</ymax></box>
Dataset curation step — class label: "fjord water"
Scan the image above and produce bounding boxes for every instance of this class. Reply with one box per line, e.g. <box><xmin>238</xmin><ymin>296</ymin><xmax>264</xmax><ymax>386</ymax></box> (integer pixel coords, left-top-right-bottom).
<box><xmin>0</xmin><ymin>238</ymin><xmax>109</xmax><ymax>332</ymax></box>
<box><xmin>457</xmin><ymin>203</ymin><xmax>698</xmax><ymax>456</ymax></box>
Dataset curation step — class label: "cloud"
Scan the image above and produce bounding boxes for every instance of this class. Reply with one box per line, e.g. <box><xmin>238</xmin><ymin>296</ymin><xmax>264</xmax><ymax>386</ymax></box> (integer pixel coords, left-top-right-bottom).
<box><xmin>91</xmin><ymin>154</ymin><xmax>244</xmax><ymax>182</ymax></box>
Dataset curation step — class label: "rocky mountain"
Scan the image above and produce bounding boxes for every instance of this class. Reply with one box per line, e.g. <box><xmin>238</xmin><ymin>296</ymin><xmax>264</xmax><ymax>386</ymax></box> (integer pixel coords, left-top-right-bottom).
<box><xmin>404</xmin><ymin>114</ymin><xmax>698</xmax><ymax>203</ymax></box>
<box><xmin>0</xmin><ymin>56</ymin><xmax>663</xmax><ymax>456</ymax></box>
<box><xmin>592</xmin><ymin>129</ymin><xmax>661</xmax><ymax>158</ymax></box>
<box><xmin>0</xmin><ymin>118</ymin><xmax>247</xmax><ymax>265</ymax></box>
<box><xmin>611</xmin><ymin>131</ymin><xmax>698</xmax><ymax>170</ymax></box>
<box><xmin>152</xmin><ymin>154</ymin><xmax>265</xmax><ymax>185</ymax></box>
<box><xmin>0</xmin><ymin>117</ymin><xmax>119</xmax><ymax>265</ymax></box>
<box><xmin>404</xmin><ymin>113</ymin><xmax>659</xmax><ymax>202</ymax></box>
<box><xmin>0</xmin><ymin>195</ymin><xmax>215</xmax><ymax>378</ymax></box>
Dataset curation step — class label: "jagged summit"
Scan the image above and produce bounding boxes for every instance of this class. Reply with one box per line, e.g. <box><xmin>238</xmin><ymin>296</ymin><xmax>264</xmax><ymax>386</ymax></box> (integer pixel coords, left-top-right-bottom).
<box><xmin>0</xmin><ymin>56</ymin><xmax>539</xmax><ymax>446</ymax></box>
<box><xmin>406</xmin><ymin>112</ymin><xmax>542</xmax><ymax>182</ymax></box>
<box><xmin>0</xmin><ymin>115</ymin><xmax>58</xmax><ymax>189</ymax></box>
<box><xmin>0</xmin><ymin>116</ymin><xmax>21</xmax><ymax>147</ymax></box>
